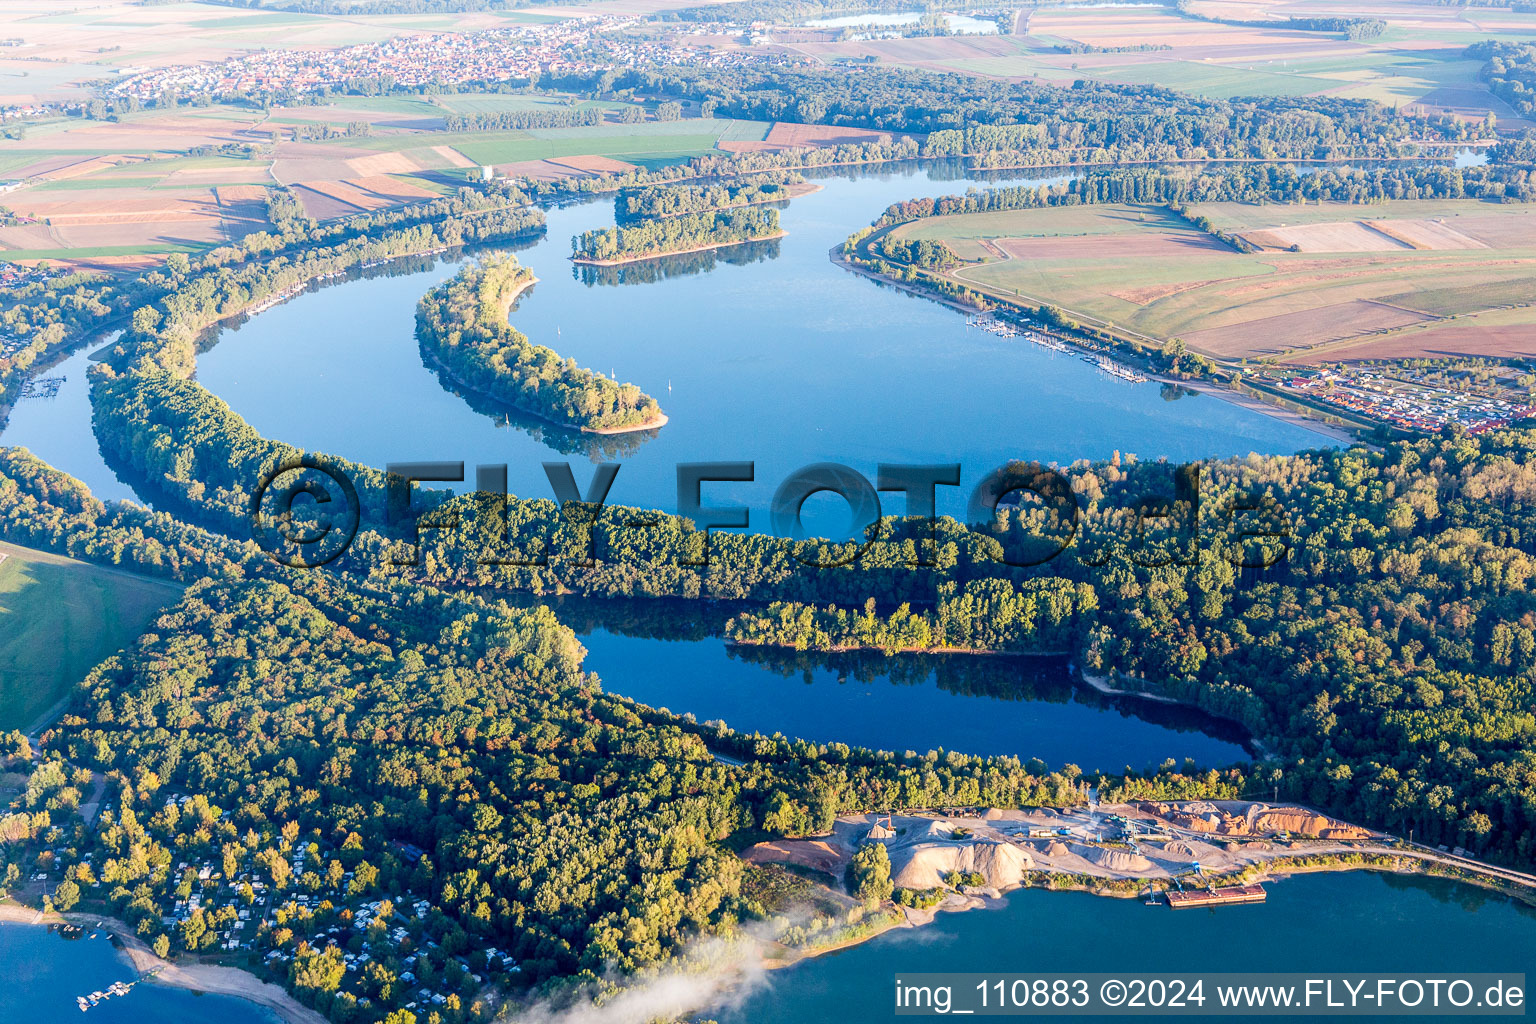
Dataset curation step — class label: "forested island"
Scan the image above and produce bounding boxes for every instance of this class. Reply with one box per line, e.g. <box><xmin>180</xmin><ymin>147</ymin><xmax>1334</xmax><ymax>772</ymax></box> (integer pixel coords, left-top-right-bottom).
<box><xmin>618</xmin><ymin>175</ymin><xmax>813</xmax><ymax>221</ymax></box>
<box><xmin>726</xmin><ymin>580</ymin><xmax>1094</xmax><ymax>655</ymax></box>
<box><xmin>572</xmin><ymin>207</ymin><xmax>783</xmax><ymax>264</ymax></box>
<box><xmin>416</xmin><ymin>254</ymin><xmax>666</xmax><ymax>434</ymax></box>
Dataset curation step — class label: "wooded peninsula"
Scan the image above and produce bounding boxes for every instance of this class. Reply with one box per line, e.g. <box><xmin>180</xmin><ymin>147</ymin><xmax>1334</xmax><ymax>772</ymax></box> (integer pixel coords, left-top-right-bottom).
<box><xmin>416</xmin><ymin>254</ymin><xmax>666</xmax><ymax>434</ymax></box>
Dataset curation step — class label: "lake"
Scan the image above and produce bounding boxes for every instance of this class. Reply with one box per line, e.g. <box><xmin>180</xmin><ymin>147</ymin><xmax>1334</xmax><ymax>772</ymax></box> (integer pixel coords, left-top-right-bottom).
<box><xmin>195</xmin><ymin>165</ymin><xmax>1333</xmax><ymax>532</ymax></box>
<box><xmin>718</xmin><ymin>872</ymin><xmax>1536</xmax><ymax>1022</ymax></box>
<box><xmin>3</xmin><ymin>165</ymin><xmax>1338</xmax><ymax>533</ymax></box>
<box><xmin>571</xmin><ymin>622</ymin><xmax>1254</xmax><ymax>771</ymax></box>
<box><xmin>0</xmin><ymin>923</ymin><xmax>278</xmax><ymax>1024</ymax></box>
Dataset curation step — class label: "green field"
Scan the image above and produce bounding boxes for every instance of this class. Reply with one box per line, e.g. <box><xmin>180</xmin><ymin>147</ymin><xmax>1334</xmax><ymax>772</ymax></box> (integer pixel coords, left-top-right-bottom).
<box><xmin>1090</xmin><ymin>61</ymin><xmax>1341</xmax><ymax>99</ymax></box>
<box><xmin>444</xmin><ymin>132</ymin><xmax>729</xmax><ymax>166</ymax></box>
<box><xmin>433</xmin><ymin>94</ymin><xmax>635</xmax><ymax>116</ymax></box>
<box><xmin>0</xmin><ymin>542</ymin><xmax>182</xmax><ymax>732</ymax></box>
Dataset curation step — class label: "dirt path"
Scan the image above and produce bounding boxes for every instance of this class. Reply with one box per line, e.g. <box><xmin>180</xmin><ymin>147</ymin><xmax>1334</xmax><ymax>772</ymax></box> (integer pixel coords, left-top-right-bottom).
<box><xmin>76</xmin><ymin>771</ymin><xmax>107</xmax><ymax>825</ymax></box>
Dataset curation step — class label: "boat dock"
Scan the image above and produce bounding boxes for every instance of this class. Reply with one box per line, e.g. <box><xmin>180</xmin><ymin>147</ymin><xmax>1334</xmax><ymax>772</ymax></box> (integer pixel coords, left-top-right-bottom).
<box><xmin>1165</xmin><ymin>883</ymin><xmax>1267</xmax><ymax>909</ymax></box>
<box><xmin>966</xmin><ymin>315</ymin><xmax>1072</xmax><ymax>353</ymax></box>
<box><xmin>21</xmin><ymin>375</ymin><xmax>63</xmax><ymax>399</ymax></box>
<box><xmin>75</xmin><ymin>967</ymin><xmax>161</xmax><ymax>1012</ymax></box>
<box><xmin>1087</xmin><ymin>355</ymin><xmax>1148</xmax><ymax>383</ymax></box>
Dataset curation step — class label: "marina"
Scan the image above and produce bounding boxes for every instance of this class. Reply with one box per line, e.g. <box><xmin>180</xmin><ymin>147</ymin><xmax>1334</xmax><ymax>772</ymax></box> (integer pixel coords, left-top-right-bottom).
<box><xmin>1089</xmin><ymin>355</ymin><xmax>1149</xmax><ymax>383</ymax></box>
<box><xmin>20</xmin><ymin>375</ymin><xmax>63</xmax><ymax>400</ymax></box>
<box><xmin>965</xmin><ymin>314</ymin><xmax>1077</xmax><ymax>354</ymax></box>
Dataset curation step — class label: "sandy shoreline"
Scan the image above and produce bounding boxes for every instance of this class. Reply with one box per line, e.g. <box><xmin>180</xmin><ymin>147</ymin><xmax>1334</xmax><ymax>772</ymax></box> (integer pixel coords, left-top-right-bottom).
<box><xmin>0</xmin><ymin>903</ymin><xmax>326</xmax><ymax>1024</ymax></box>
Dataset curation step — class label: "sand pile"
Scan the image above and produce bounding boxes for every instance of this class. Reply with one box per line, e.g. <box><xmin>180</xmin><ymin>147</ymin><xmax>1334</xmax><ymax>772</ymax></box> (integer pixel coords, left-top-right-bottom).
<box><xmin>1254</xmin><ymin>808</ymin><xmax>1370</xmax><ymax>839</ymax></box>
<box><xmin>1077</xmin><ymin>845</ymin><xmax>1154</xmax><ymax>872</ymax></box>
<box><xmin>891</xmin><ymin>842</ymin><xmax>1034</xmax><ymax>889</ymax></box>
<box><xmin>984</xmin><ymin>808</ymin><xmax>1005</xmax><ymax>820</ymax></box>
<box><xmin>1161</xmin><ymin>841</ymin><xmax>1195</xmax><ymax>858</ymax></box>
<box><xmin>1045</xmin><ymin>841</ymin><xmax>1070</xmax><ymax>856</ymax></box>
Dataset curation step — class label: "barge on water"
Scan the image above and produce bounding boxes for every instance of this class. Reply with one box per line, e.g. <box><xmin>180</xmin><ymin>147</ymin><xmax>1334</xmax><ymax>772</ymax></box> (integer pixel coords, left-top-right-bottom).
<box><xmin>1165</xmin><ymin>884</ymin><xmax>1267</xmax><ymax>909</ymax></box>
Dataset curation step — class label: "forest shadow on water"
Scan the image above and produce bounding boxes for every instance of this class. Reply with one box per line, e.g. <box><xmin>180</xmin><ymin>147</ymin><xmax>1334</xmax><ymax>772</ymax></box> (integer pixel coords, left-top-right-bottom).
<box><xmin>538</xmin><ymin>594</ymin><xmax>1257</xmax><ymax>770</ymax></box>
<box><xmin>572</xmin><ymin>235</ymin><xmax>783</xmax><ymax>288</ymax></box>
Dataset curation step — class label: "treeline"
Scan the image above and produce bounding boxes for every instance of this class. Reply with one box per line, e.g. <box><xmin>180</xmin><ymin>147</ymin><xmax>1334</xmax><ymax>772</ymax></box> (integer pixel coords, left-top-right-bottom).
<box><xmin>443</xmin><ymin>105</ymin><xmax>604</xmax><ymax>131</ymax></box>
<box><xmin>617</xmin><ymin>174</ymin><xmax>803</xmax><ymax>220</ymax></box>
<box><xmin>416</xmin><ymin>253</ymin><xmax>664</xmax><ymax>431</ymax></box>
<box><xmin>871</xmin><ymin>235</ymin><xmax>961</xmax><ymax>270</ymax></box>
<box><xmin>572</xmin><ymin>207</ymin><xmax>781</xmax><ymax>263</ymax></box>
<box><xmin>291</xmin><ymin>120</ymin><xmax>371</xmax><ymax>142</ymax></box>
<box><xmin>1492</xmin><ymin>130</ymin><xmax>1536</xmax><ymax>166</ymax></box>
<box><xmin>1172</xmin><ymin>1</ymin><xmax>1386</xmax><ymax>40</ymax></box>
<box><xmin>1055</xmin><ymin>42</ymin><xmax>1171</xmax><ymax>54</ymax></box>
<box><xmin>110</xmin><ymin>200</ymin><xmax>546</xmax><ymax>378</ymax></box>
<box><xmin>866</xmin><ymin>164</ymin><xmax>1536</xmax><ymax>231</ymax></box>
<box><xmin>727</xmin><ymin>579</ymin><xmax>1097</xmax><ymax>654</ymax></box>
<box><xmin>1471</xmin><ymin>41</ymin><xmax>1536</xmax><ymax>118</ymax></box>
<box><xmin>0</xmin><ymin>186</ymin><xmax>541</xmax><ymax>411</ymax></box>
<box><xmin>541</xmin><ymin>63</ymin><xmax>1485</xmax><ymax>159</ymax></box>
<box><xmin>514</xmin><ymin>136</ymin><xmax>920</xmax><ymax>203</ymax></box>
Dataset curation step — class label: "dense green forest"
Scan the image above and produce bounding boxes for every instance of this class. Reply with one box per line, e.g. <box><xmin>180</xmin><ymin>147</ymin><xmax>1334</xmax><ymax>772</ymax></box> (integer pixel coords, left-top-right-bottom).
<box><xmin>541</xmin><ymin>64</ymin><xmax>1484</xmax><ymax>158</ymax></box>
<box><xmin>617</xmin><ymin>175</ymin><xmax>803</xmax><ymax>221</ymax></box>
<box><xmin>727</xmin><ymin>579</ymin><xmax>1096</xmax><ymax>654</ymax></box>
<box><xmin>416</xmin><ymin>254</ymin><xmax>664</xmax><ymax>431</ymax></box>
<box><xmin>1472</xmin><ymin>40</ymin><xmax>1536</xmax><ymax>118</ymax></box>
<box><xmin>0</xmin><ymin>447</ymin><xmax>1237</xmax><ymax>1021</ymax></box>
<box><xmin>571</xmin><ymin>207</ymin><xmax>782</xmax><ymax>263</ymax></box>
<box><xmin>442</xmin><ymin>106</ymin><xmax>605</xmax><ymax>132</ymax></box>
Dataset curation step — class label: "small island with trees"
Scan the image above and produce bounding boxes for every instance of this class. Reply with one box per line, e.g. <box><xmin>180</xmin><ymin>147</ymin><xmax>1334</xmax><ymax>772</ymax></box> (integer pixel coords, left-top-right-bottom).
<box><xmin>572</xmin><ymin>206</ymin><xmax>784</xmax><ymax>265</ymax></box>
<box><xmin>618</xmin><ymin>174</ymin><xmax>817</xmax><ymax>221</ymax></box>
<box><xmin>416</xmin><ymin>253</ymin><xmax>666</xmax><ymax>434</ymax></box>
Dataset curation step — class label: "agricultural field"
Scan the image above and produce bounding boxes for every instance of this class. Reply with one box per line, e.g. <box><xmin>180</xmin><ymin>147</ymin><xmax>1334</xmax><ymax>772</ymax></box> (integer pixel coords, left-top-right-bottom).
<box><xmin>788</xmin><ymin>0</ymin><xmax>1534</xmax><ymax>116</ymax></box>
<box><xmin>888</xmin><ymin>200</ymin><xmax>1536</xmax><ymax>362</ymax></box>
<box><xmin>0</xmin><ymin>93</ymin><xmax>784</xmax><ymax>265</ymax></box>
<box><xmin>0</xmin><ymin>541</ymin><xmax>182</xmax><ymax>732</ymax></box>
